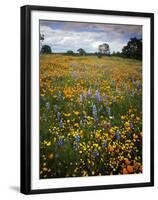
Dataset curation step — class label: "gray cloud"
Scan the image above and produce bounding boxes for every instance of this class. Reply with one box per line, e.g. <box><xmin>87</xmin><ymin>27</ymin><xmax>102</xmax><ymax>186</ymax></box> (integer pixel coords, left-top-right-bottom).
<box><xmin>40</xmin><ymin>20</ymin><xmax>142</xmax><ymax>53</ymax></box>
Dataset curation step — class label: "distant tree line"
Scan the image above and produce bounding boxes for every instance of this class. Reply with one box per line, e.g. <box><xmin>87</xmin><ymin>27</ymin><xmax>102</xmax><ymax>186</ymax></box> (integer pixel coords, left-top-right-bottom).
<box><xmin>121</xmin><ymin>37</ymin><xmax>142</xmax><ymax>60</ymax></box>
<box><xmin>40</xmin><ymin>33</ymin><xmax>142</xmax><ymax>60</ymax></box>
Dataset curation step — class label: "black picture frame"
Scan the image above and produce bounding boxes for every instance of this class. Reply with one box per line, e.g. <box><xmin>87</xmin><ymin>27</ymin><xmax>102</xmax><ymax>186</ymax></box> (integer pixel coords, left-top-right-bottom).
<box><xmin>20</xmin><ymin>5</ymin><xmax>154</xmax><ymax>194</ymax></box>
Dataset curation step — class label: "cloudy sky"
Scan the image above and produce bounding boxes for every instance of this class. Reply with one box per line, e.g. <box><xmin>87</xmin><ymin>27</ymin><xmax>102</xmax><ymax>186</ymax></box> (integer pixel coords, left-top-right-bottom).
<box><xmin>40</xmin><ymin>20</ymin><xmax>142</xmax><ymax>53</ymax></box>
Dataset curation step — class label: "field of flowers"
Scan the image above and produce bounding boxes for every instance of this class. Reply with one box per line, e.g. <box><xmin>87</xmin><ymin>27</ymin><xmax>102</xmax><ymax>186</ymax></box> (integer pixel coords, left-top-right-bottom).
<box><xmin>40</xmin><ymin>55</ymin><xmax>142</xmax><ymax>178</ymax></box>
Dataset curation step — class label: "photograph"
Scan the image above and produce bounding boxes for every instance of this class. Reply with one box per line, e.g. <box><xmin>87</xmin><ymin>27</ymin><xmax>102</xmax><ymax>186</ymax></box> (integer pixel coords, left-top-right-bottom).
<box><xmin>39</xmin><ymin>20</ymin><xmax>143</xmax><ymax>179</ymax></box>
<box><xmin>20</xmin><ymin>5</ymin><xmax>154</xmax><ymax>194</ymax></box>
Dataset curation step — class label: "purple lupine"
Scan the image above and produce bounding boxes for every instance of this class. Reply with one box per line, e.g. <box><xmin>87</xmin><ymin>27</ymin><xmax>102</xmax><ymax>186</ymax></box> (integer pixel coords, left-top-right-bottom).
<box><xmin>80</xmin><ymin>94</ymin><xmax>83</xmax><ymax>102</ymax></box>
<box><xmin>75</xmin><ymin>134</ymin><xmax>80</xmax><ymax>142</ymax></box>
<box><xmin>88</xmin><ymin>88</ymin><xmax>91</xmax><ymax>97</ymax></box>
<box><xmin>59</xmin><ymin>119</ymin><xmax>63</xmax><ymax>128</ymax></box>
<box><xmin>92</xmin><ymin>150</ymin><xmax>99</xmax><ymax>157</ymax></box>
<box><xmin>57</xmin><ymin>112</ymin><xmax>60</xmax><ymax>121</ymax></box>
<box><xmin>70</xmin><ymin>63</ymin><xmax>77</xmax><ymax>67</ymax></box>
<box><xmin>130</xmin><ymin>122</ymin><xmax>134</xmax><ymax>129</ymax></box>
<box><xmin>115</xmin><ymin>130</ymin><xmax>120</xmax><ymax>140</ymax></box>
<box><xmin>137</xmin><ymin>83</ymin><xmax>141</xmax><ymax>91</ymax></box>
<box><xmin>103</xmin><ymin>140</ymin><xmax>107</xmax><ymax>148</ymax></box>
<box><xmin>95</xmin><ymin>90</ymin><xmax>101</xmax><ymax>101</ymax></box>
<box><xmin>83</xmin><ymin>114</ymin><xmax>87</xmax><ymax>122</ymax></box>
<box><xmin>57</xmin><ymin>139</ymin><xmax>63</xmax><ymax>147</ymax></box>
<box><xmin>92</xmin><ymin>104</ymin><xmax>97</xmax><ymax>121</ymax></box>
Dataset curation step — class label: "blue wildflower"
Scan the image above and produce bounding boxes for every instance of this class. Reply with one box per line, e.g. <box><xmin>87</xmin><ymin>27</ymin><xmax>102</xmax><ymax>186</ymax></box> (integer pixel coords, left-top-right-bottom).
<box><xmin>103</xmin><ymin>140</ymin><xmax>107</xmax><ymax>147</ymax></box>
<box><xmin>57</xmin><ymin>139</ymin><xmax>63</xmax><ymax>147</ymax></box>
<box><xmin>93</xmin><ymin>104</ymin><xmax>97</xmax><ymax>114</ymax></box>
<box><xmin>80</xmin><ymin>94</ymin><xmax>83</xmax><ymax>102</ymax></box>
<box><xmin>94</xmin><ymin>115</ymin><xmax>97</xmax><ymax>121</ymax></box>
<box><xmin>130</xmin><ymin>122</ymin><xmax>134</xmax><ymax>129</ymax></box>
<box><xmin>137</xmin><ymin>83</ymin><xmax>141</xmax><ymax>90</ymax></box>
<box><xmin>92</xmin><ymin>150</ymin><xmax>99</xmax><ymax>157</ymax></box>
<box><xmin>95</xmin><ymin>90</ymin><xmax>101</xmax><ymax>101</ymax></box>
<box><xmin>59</xmin><ymin>119</ymin><xmax>63</xmax><ymax>128</ymax></box>
<box><xmin>88</xmin><ymin>88</ymin><xmax>91</xmax><ymax>97</ymax></box>
<box><xmin>92</xmin><ymin>104</ymin><xmax>97</xmax><ymax>121</ymax></box>
<box><xmin>115</xmin><ymin>130</ymin><xmax>120</xmax><ymax>140</ymax></box>
<box><xmin>76</xmin><ymin>134</ymin><xmax>80</xmax><ymax>142</ymax></box>
<box><xmin>70</xmin><ymin>63</ymin><xmax>77</xmax><ymax>67</ymax></box>
<box><xmin>57</xmin><ymin>112</ymin><xmax>60</xmax><ymax>121</ymax></box>
<box><xmin>83</xmin><ymin>114</ymin><xmax>87</xmax><ymax>122</ymax></box>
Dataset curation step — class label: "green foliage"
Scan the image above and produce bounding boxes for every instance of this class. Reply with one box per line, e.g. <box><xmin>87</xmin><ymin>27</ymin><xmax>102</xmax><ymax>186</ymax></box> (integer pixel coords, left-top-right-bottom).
<box><xmin>98</xmin><ymin>43</ymin><xmax>110</xmax><ymax>56</ymax></box>
<box><xmin>111</xmin><ymin>51</ymin><xmax>122</xmax><ymax>57</ymax></box>
<box><xmin>66</xmin><ymin>50</ymin><xmax>74</xmax><ymax>55</ymax></box>
<box><xmin>41</xmin><ymin>45</ymin><xmax>52</xmax><ymax>54</ymax></box>
<box><xmin>77</xmin><ymin>48</ymin><xmax>86</xmax><ymax>56</ymax></box>
<box><xmin>122</xmin><ymin>37</ymin><xmax>142</xmax><ymax>60</ymax></box>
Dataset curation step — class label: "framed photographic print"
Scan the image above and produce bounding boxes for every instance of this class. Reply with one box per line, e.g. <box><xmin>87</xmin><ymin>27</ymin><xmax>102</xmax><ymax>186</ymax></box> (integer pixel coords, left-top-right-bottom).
<box><xmin>20</xmin><ymin>5</ymin><xmax>154</xmax><ymax>194</ymax></box>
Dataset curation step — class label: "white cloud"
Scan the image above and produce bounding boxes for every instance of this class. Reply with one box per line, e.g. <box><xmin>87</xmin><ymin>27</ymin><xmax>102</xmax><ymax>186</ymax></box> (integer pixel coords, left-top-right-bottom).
<box><xmin>40</xmin><ymin>23</ymin><xmax>141</xmax><ymax>53</ymax></box>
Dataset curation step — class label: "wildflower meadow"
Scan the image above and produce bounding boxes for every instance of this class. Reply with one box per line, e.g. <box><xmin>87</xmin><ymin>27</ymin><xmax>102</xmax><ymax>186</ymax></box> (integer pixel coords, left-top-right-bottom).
<box><xmin>40</xmin><ymin>55</ymin><xmax>142</xmax><ymax>178</ymax></box>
